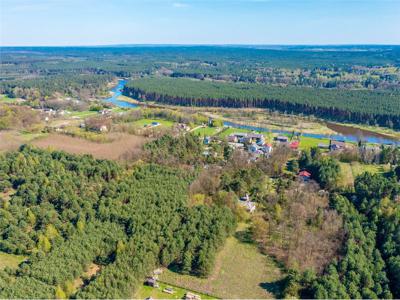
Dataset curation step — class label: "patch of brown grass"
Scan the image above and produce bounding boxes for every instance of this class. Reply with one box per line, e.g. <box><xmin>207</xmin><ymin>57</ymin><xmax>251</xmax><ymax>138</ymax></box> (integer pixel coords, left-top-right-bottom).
<box><xmin>32</xmin><ymin>133</ymin><xmax>148</xmax><ymax>160</ymax></box>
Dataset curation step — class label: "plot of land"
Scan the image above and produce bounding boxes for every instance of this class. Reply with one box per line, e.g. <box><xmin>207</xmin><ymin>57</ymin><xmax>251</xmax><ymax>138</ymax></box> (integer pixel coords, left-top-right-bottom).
<box><xmin>73</xmin><ymin>263</ymin><xmax>101</xmax><ymax>292</ymax></box>
<box><xmin>32</xmin><ymin>133</ymin><xmax>148</xmax><ymax>160</ymax></box>
<box><xmin>0</xmin><ymin>130</ymin><xmax>47</xmax><ymax>152</ymax></box>
<box><xmin>299</xmin><ymin>136</ymin><xmax>330</xmax><ymax>150</ymax></box>
<box><xmin>218</xmin><ymin>127</ymin><xmax>252</xmax><ymax>138</ymax></box>
<box><xmin>0</xmin><ymin>252</ymin><xmax>26</xmax><ymax>270</ymax></box>
<box><xmin>192</xmin><ymin>126</ymin><xmax>219</xmax><ymax>137</ymax></box>
<box><xmin>339</xmin><ymin>162</ymin><xmax>390</xmax><ymax>187</ymax></box>
<box><xmin>135</xmin><ymin>281</ymin><xmax>215</xmax><ymax>299</ymax></box>
<box><xmin>159</xmin><ymin>224</ymin><xmax>284</xmax><ymax>299</ymax></box>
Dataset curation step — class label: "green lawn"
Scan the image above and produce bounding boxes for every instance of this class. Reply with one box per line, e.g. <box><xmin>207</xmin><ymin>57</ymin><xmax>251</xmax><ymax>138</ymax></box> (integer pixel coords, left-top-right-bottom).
<box><xmin>134</xmin><ymin>119</ymin><xmax>174</xmax><ymax>128</ymax></box>
<box><xmin>299</xmin><ymin>136</ymin><xmax>330</xmax><ymax>150</ymax></box>
<box><xmin>0</xmin><ymin>252</ymin><xmax>26</xmax><ymax>270</ymax></box>
<box><xmin>135</xmin><ymin>281</ymin><xmax>216</xmax><ymax>299</ymax></box>
<box><xmin>218</xmin><ymin>127</ymin><xmax>252</xmax><ymax>138</ymax></box>
<box><xmin>159</xmin><ymin>223</ymin><xmax>284</xmax><ymax>299</ymax></box>
<box><xmin>192</xmin><ymin>126</ymin><xmax>219</xmax><ymax>137</ymax></box>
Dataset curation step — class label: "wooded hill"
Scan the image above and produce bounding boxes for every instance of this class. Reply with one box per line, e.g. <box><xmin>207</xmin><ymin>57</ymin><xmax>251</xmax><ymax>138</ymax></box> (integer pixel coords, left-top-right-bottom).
<box><xmin>0</xmin><ymin>146</ymin><xmax>235</xmax><ymax>298</ymax></box>
<box><xmin>124</xmin><ymin>77</ymin><xmax>400</xmax><ymax>129</ymax></box>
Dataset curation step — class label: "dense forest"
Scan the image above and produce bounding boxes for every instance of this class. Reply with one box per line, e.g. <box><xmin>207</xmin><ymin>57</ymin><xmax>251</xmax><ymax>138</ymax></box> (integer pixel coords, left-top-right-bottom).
<box><xmin>124</xmin><ymin>77</ymin><xmax>400</xmax><ymax>129</ymax></box>
<box><xmin>0</xmin><ymin>74</ymin><xmax>113</xmax><ymax>102</ymax></box>
<box><xmin>0</xmin><ymin>146</ymin><xmax>235</xmax><ymax>298</ymax></box>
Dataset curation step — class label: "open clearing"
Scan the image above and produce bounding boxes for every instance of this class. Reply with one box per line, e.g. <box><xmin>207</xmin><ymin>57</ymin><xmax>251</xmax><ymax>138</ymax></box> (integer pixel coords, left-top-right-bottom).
<box><xmin>159</xmin><ymin>223</ymin><xmax>284</xmax><ymax>299</ymax></box>
<box><xmin>339</xmin><ymin>162</ymin><xmax>390</xmax><ymax>187</ymax></box>
<box><xmin>0</xmin><ymin>130</ymin><xmax>47</xmax><ymax>153</ymax></box>
<box><xmin>32</xmin><ymin>133</ymin><xmax>148</xmax><ymax>160</ymax></box>
<box><xmin>0</xmin><ymin>252</ymin><xmax>26</xmax><ymax>270</ymax></box>
<box><xmin>192</xmin><ymin>126</ymin><xmax>219</xmax><ymax>137</ymax></box>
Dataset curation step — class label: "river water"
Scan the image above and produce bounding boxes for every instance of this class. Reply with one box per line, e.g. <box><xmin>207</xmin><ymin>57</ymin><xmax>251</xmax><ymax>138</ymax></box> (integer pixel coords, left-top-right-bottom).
<box><xmin>104</xmin><ymin>79</ymin><xmax>137</xmax><ymax>108</ymax></box>
<box><xmin>106</xmin><ymin>80</ymin><xmax>398</xmax><ymax>145</ymax></box>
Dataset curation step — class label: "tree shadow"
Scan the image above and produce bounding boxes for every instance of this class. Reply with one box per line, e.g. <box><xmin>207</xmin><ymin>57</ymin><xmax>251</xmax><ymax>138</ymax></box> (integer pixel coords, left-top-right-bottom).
<box><xmin>259</xmin><ymin>278</ymin><xmax>286</xmax><ymax>299</ymax></box>
<box><xmin>234</xmin><ymin>228</ymin><xmax>254</xmax><ymax>244</ymax></box>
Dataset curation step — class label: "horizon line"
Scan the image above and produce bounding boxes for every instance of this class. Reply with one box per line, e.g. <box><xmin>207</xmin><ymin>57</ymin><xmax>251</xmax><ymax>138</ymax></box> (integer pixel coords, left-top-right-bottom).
<box><xmin>1</xmin><ymin>43</ymin><xmax>400</xmax><ymax>48</ymax></box>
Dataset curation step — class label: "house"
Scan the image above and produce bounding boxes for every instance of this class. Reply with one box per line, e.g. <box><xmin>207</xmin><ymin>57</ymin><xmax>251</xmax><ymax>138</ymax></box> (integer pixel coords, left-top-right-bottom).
<box><xmin>289</xmin><ymin>140</ymin><xmax>299</xmax><ymax>150</ymax></box>
<box><xmin>276</xmin><ymin>135</ymin><xmax>289</xmax><ymax>143</ymax></box>
<box><xmin>248</xmin><ymin>144</ymin><xmax>259</xmax><ymax>153</ymax></box>
<box><xmin>262</xmin><ymin>143</ymin><xmax>273</xmax><ymax>154</ymax></box>
<box><xmin>299</xmin><ymin>170</ymin><xmax>311</xmax><ymax>181</ymax></box>
<box><xmin>330</xmin><ymin>140</ymin><xmax>346</xmax><ymax>151</ymax></box>
<box><xmin>145</xmin><ymin>277</ymin><xmax>159</xmax><ymax>288</ymax></box>
<box><xmin>246</xmin><ymin>133</ymin><xmax>265</xmax><ymax>145</ymax></box>
<box><xmin>228</xmin><ymin>133</ymin><xmax>247</xmax><ymax>143</ymax></box>
<box><xmin>185</xmin><ymin>292</ymin><xmax>201</xmax><ymax>300</ymax></box>
<box><xmin>228</xmin><ymin>134</ymin><xmax>238</xmax><ymax>143</ymax></box>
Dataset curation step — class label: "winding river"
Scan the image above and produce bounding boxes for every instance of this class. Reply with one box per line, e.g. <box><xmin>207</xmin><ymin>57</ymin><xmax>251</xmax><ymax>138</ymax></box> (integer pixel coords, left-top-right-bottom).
<box><xmin>104</xmin><ymin>79</ymin><xmax>137</xmax><ymax>108</ymax></box>
<box><xmin>106</xmin><ymin>79</ymin><xmax>399</xmax><ymax>145</ymax></box>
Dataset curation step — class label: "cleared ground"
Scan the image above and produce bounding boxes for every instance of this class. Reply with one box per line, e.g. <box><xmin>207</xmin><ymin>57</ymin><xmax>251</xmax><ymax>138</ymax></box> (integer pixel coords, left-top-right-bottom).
<box><xmin>0</xmin><ymin>130</ymin><xmax>47</xmax><ymax>153</ymax></box>
<box><xmin>0</xmin><ymin>252</ymin><xmax>26</xmax><ymax>270</ymax></box>
<box><xmin>339</xmin><ymin>162</ymin><xmax>390</xmax><ymax>187</ymax></box>
<box><xmin>159</xmin><ymin>223</ymin><xmax>284</xmax><ymax>299</ymax></box>
<box><xmin>32</xmin><ymin>133</ymin><xmax>148</xmax><ymax>160</ymax></box>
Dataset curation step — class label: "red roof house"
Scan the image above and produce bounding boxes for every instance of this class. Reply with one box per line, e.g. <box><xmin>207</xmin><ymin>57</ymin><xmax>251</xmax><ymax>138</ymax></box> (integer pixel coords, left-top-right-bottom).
<box><xmin>289</xmin><ymin>141</ymin><xmax>299</xmax><ymax>150</ymax></box>
<box><xmin>299</xmin><ymin>170</ymin><xmax>311</xmax><ymax>178</ymax></box>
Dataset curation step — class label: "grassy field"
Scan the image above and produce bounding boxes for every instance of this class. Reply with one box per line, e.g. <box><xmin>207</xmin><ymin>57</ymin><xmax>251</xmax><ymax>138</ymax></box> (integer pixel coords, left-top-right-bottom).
<box><xmin>68</xmin><ymin>110</ymin><xmax>99</xmax><ymax>118</ymax></box>
<box><xmin>135</xmin><ymin>280</ymin><xmax>216</xmax><ymax>299</ymax></box>
<box><xmin>159</xmin><ymin>223</ymin><xmax>284</xmax><ymax>299</ymax></box>
<box><xmin>218</xmin><ymin>127</ymin><xmax>252</xmax><ymax>138</ymax></box>
<box><xmin>298</xmin><ymin>136</ymin><xmax>330</xmax><ymax>150</ymax></box>
<box><xmin>134</xmin><ymin>118</ymin><xmax>174</xmax><ymax>128</ymax></box>
<box><xmin>0</xmin><ymin>252</ymin><xmax>26</xmax><ymax>270</ymax></box>
<box><xmin>0</xmin><ymin>130</ymin><xmax>48</xmax><ymax>153</ymax></box>
<box><xmin>192</xmin><ymin>126</ymin><xmax>219</xmax><ymax>137</ymax></box>
<box><xmin>339</xmin><ymin>162</ymin><xmax>390</xmax><ymax>187</ymax></box>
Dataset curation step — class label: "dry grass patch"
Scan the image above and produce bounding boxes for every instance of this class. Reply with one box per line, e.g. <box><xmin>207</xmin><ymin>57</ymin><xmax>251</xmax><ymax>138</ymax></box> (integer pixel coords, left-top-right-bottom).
<box><xmin>32</xmin><ymin>133</ymin><xmax>148</xmax><ymax>160</ymax></box>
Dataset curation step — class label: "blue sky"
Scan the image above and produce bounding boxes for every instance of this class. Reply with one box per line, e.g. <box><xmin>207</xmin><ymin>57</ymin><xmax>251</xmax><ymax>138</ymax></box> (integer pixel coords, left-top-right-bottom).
<box><xmin>1</xmin><ymin>0</ymin><xmax>399</xmax><ymax>46</ymax></box>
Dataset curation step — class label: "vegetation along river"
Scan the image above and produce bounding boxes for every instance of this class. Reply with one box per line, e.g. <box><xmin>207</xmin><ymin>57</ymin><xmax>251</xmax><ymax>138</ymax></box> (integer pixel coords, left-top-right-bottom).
<box><xmin>109</xmin><ymin>80</ymin><xmax>398</xmax><ymax>145</ymax></box>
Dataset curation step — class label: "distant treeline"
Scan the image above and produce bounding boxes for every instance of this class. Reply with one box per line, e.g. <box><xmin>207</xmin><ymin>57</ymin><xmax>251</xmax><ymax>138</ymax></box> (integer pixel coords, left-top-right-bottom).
<box><xmin>0</xmin><ymin>74</ymin><xmax>113</xmax><ymax>101</ymax></box>
<box><xmin>124</xmin><ymin>77</ymin><xmax>400</xmax><ymax>129</ymax></box>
